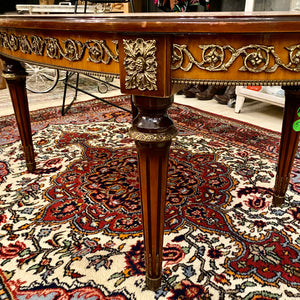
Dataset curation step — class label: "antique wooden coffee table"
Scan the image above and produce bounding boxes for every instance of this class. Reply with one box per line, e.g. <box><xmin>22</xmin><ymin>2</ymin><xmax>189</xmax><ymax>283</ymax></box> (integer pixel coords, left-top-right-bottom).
<box><xmin>0</xmin><ymin>12</ymin><xmax>300</xmax><ymax>290</ymax></box>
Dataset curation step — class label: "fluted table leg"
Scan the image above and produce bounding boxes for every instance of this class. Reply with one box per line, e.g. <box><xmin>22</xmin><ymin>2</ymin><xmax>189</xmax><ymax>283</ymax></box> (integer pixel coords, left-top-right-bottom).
<box><xmin>1</xmin><ymin>57</ymin><xmax>36</xmax><ymax>172</ymax></box>
<box><xmin>273</xmin><ymin>86</ymin><xmax>300</xmax><ymax>206</ymax></box>
<box><xmin>129</xmin><ymin>95</ymin><xmax>177</xmax><ymax>290</ymax></box>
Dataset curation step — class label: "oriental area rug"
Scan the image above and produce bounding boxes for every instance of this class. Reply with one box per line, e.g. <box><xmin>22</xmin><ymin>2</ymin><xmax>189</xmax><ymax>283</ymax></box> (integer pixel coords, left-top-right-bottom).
<box><xmin>0</xmin><ymin>96</ymin><xmax>300</xmax><ymax>300</ymax></box>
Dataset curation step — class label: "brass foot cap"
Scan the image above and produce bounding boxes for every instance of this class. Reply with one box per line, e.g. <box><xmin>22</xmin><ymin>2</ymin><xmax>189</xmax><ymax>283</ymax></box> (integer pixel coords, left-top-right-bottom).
<box><xmin>26</xmin><ymin>162</ymin><xmax>36</xmax><ymax>173</ymax></box>
<box><xmin>146</xmin><ymin>276</ymin><xmax>161</xmax><ymax>291</ymax></box>
<box><xmin>272</xmin><ymin>194</ymin><xmax>285</xmax><ymax>207</ymax></box>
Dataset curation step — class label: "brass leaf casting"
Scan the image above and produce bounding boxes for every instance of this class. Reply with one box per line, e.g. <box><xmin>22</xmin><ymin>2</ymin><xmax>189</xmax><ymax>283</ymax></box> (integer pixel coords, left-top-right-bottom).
<box><xmin>123</xmin><ymin>38</ymin><xmax>158</xmax><ymax>91</ymax></box>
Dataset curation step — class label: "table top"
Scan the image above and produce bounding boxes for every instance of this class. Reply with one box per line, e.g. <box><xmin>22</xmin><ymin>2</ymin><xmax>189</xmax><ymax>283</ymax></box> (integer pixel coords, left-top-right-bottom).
<box><xmin>1</xmin><ymin>12</ymin><xmax>300</xmax><ymax>33</ymax></box>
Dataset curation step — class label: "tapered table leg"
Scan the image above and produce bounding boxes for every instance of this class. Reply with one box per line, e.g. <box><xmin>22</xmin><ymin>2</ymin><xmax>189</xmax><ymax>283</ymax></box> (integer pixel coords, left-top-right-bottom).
<box><xmin>129</xmin><ymin>95</ymin><xmax>177</xmax><ymax>290</ymax></box>
<box><xmin>1</xmin><ymin>57</ymin><xmax>36</xmax><ymax>172</ymax></box>
<box><xmin>273</xmin><ymin>86</ymin><xmax>300</xmax><ymax>206</ymax></box>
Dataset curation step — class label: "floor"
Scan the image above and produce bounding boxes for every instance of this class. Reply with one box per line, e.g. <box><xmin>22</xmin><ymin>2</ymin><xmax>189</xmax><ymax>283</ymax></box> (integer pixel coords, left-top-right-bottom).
<box><xmin>0</xmin><ymin>76</ymin><xmax>284</xmax><ymax>133</ymax></box>
<box><xmin>175</xmin><ymin>93</ymin><xmax>283</xmax><ymax>133</ymax></box>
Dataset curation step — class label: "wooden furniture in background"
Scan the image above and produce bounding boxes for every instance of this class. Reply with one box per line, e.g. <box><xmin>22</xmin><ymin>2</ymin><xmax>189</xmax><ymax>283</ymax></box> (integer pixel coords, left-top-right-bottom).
<box><xmin>0</xmin><ymin>12</ymin><xmax>300</xmax><ymax>290</ymax></box>
<box><xmin>235</xmin><ymin>86</ymin><xmax>285</xmax><ymax>113</ymax></box>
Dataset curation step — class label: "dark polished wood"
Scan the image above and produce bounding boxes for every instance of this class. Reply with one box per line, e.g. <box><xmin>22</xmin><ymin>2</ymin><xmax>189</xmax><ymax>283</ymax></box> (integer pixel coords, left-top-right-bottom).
<box><xmin>1</xmin><ymin>12</ymin><xmax>300</xmax><ymax>290</ymax></box>
<box><xmin>273</xmin><ymin>87</ymin><xmax>300</xmax><ymax>206</ymax></box>
<box><xmin>130</xmin><ymin>95</ymin><xmax>176</xmax><ymax>290</ymax></box>
<box><xmin>0</xmin><ymin>56</ymin><xmax>36</xmax><ymax>172</ymax></box>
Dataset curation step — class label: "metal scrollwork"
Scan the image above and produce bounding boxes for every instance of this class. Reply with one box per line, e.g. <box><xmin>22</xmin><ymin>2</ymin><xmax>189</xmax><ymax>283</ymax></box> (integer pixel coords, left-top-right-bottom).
<box><xmin>8</xmin><ymin>34</ymin><xmax>19</xmax><ymax>51</ymax></box>
<box><xmin>62</xmin><ymin>39</ymin><xmax>85</xmax><ymax>61</ymax></box>
<box><xmin>0</xmin><ymin>31</ymin><xmax>119</xmax><ymax>65</ymax></box>
<box><xmin>86</xmin><ymin>40</ymin><xmax>119</xmax><ymax>64</ymax></box>
<box><xmin>286</xmin><ymin>45</ymin><xmax>300</xmax><ymax>71</ymax></box>
<box><xmin>123</xmin><ymin>38</ymin><xmax>158</xmax><ymax>91</ymax></box>
<box><xmin>200</xmin><ymin>44</ymin><xmax>226</xmax><ymax>70</ymax></box>
<box><xmin>241</xmin><ymin>45</ymin><xmax>272</xmax><ymax>73</ymax></box>
<box><xmin>0</xmin><ymin>32</ymin><xmax>18</xmax><ymax>51</ymax></box>
<box><xmin>44</xmin><ymin>37</ymin><xmax>63</xmax><ymax>59</ymax></box>
<box><xmin>1</xmin><ymin>30</ymin><xmax>300</xmax><ymax>77</ymax></box>
<box><xmin>172</xmin><ymin>43</ymin><xmax>300</xmax><ymax>73</ymax></box>
<box><xmin>19</xmin><ymin>35</ymin><xmax>32</xmax><ymax>54</ymax></box>
<box><xmin>30</xmin><ymin>36</ymin><xmax>44</xmax><ymax>56</ymax></box>
<box><xmin>0</xmin><ymin>32</ymin><xmax>8</xmax><ymax>49</ymax></box>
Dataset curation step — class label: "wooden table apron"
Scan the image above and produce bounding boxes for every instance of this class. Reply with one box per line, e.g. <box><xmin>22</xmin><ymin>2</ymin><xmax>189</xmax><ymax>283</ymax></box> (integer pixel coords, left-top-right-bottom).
<box><xmin>0</xmin><ymin>12</ymin><xmax>300</xmax><ymax>290</ymax></box>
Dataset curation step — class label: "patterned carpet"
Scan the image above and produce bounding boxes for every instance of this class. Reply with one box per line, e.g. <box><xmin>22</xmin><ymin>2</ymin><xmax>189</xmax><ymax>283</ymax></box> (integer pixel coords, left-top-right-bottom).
<box><xmin>0</xmin><ymin>96</ymin><xmax>299</xmax><ymax>300</ymax></box>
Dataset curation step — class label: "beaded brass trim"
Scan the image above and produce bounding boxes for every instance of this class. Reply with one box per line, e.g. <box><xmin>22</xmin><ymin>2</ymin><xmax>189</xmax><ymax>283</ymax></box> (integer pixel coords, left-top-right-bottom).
<box><xmin>123</xmin><ymin>38</ymin><xmax>158</xmax><ymax>91</ymax></box>
<box><xmin>172</xmin><ymin>78</ymin><xmax>300</xmax><ymax>87</ymax></box>
<box><xmin>128</xmin><ymin>127</ymin><xmax>177</xmax><ymax>143</ymax></box>
<box><xmin>172</xmin><ymin>43</ymin><xmax>300</xmax><ymax>73</ymax></box>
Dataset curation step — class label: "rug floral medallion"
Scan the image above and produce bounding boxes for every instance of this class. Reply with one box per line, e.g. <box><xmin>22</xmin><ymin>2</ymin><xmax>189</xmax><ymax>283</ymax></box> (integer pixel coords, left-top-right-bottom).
<box><xmin>0</xmin><ymin>97</ymin><xmax>299</xmax><ymax>300</ymax></box>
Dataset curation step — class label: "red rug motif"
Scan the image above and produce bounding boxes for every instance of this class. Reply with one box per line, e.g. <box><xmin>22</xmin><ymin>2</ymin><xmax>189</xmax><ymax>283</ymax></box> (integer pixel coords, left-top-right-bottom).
<box><xmin>0</xmin><ymin>96</ymin><xmax>299</xmax><ymax>300</ymax></box>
